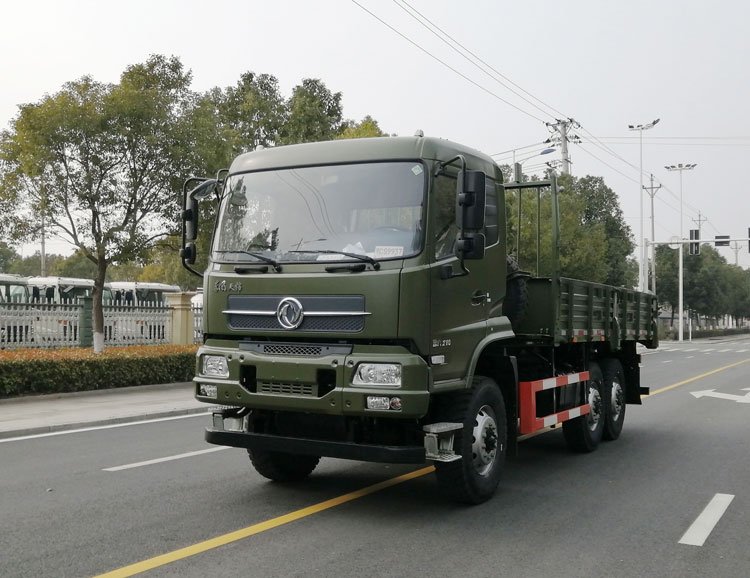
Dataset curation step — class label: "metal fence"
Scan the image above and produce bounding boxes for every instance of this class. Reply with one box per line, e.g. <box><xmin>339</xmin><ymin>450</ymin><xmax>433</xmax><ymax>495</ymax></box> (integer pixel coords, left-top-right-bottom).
<box><xmin>103</xmin><ymin>302</ymin><xmax>171</xmax><ymax>346</ymax></box>
<box><xmin>0</xmin><ymin>301</ymin><xmax>171</xmax><ymax>349</ymax></box>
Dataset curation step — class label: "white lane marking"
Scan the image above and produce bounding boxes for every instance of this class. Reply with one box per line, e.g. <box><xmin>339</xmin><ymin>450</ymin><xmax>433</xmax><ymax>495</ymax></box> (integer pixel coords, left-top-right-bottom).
<box><xmin>679</xmin><ymin>493</ymin><xmax>735</xmax><ymax>546</ymax></box>
<box><xmin>703</xmin><ymin>348</ymin><xmax>716</xmax><ymax>352</ymax></box>
<box><xmin>0</xmin><ymin>412</ymin><xmax>211</xmax><ymax>444</ymax></box>
<box><xmin>662</xmin><ymin>360</ymin><xmax>673</xmax><ymax>364</ymax></box>
<box><xmin>686</xmin><ymin>356</ymin><xmax>694</xmax><ymax>359</ymax></box>
<box><xmin>683</xmin><ymin>348</ymin><xmax>698</xmax><ymax>352</ymax></box>
<box><xmin>717</xmin><ymin>349</ymin><xmax>732</xmax><ymax>353</ymax></box>
<box><xmin>737</xmin><ymin>349</ymin><xmax>748</xmax><ymax>353</ymax></box>
<box><xmin>104</xmin><ymin>446</ymin><xmax>231</xmax><ymax>472</ymax></box>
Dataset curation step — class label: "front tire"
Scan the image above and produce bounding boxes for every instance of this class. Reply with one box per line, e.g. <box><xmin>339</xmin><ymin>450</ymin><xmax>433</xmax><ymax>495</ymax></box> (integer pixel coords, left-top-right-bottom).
<box><xmin>562</xmin><ymin>362</ymin><xmax>605</xmax><ymax>453</ymax></box>
<box><xmin>248</xmin><ymin>450</ymin><xmax>320</xmax><ymax>482</ymax></box>
<box><xmin>434</xmin><ymin>377</ymin><xmax>507</xmax><ymax>504</ymax></box>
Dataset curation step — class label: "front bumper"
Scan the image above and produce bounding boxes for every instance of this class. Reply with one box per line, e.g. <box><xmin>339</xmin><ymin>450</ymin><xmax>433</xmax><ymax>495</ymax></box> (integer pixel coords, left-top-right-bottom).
<box><xmin>194</xmin><ymin>341</ymin><xmax>431</xmax><ymax>418</ymax></box>
<box><xmin>205</xmin><ymin>427</ymin><xmax>425</xmax><ymax>464</ymax></box>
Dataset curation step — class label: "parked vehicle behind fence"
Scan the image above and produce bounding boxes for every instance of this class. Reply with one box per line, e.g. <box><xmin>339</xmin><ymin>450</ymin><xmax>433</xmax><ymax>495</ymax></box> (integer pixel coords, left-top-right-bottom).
<box><xmin>107</xmin><ymin>282</ymin><xmax>180</xmax><ymax>341</ymax></box>
<box><xmin>26</xmin><ymin>276</ymin><xmax>112</xmax><ymax>343</ymax></box>
<box><xmin>0</xmin><ymin>274</ymin><xmax>32</xmax><ymax>346</ymax></box>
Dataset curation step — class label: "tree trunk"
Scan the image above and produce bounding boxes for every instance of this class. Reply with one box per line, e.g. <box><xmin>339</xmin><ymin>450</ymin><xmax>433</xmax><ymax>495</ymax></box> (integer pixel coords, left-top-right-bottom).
<box><xmin>92</xmin><ymin>260</ymin><xmax>107</xmax><ymax>353</ymax></box>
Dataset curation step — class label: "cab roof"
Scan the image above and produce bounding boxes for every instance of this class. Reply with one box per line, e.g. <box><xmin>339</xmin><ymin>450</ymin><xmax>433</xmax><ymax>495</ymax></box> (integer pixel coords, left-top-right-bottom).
<box><xmin>228</xmin><ymin>136</ymin><xmax>500</xmax><ymax>178</ymax></box>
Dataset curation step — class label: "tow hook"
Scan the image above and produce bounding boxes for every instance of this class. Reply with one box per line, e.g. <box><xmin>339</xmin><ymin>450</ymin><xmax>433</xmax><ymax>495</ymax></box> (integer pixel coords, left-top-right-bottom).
<box><xmin>423</xmin><ymin>422</ymin><xmax>462</xmax><ymax>462</ymax></box>
<box><xmin>212</xmin><ymin>406</ymin><xmax>250</xmax><ymax>432</ymax></box>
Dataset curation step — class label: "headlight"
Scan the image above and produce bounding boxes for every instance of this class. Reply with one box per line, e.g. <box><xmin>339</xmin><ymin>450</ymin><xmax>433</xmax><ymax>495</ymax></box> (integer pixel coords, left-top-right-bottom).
<box><xmin>353</xmin><ymin>363</ymin><xmax>401</xmax><ymax>387</ymax></box>
<box><xmin>202</xmin><ymin>355</ymin><xmax>229</xmax><ymax>377</ymax></box>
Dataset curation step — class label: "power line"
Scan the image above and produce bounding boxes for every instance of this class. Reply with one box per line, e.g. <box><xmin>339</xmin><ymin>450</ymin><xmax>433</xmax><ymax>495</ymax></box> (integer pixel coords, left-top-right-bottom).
<box><xmin>393</xmin><ymin>0</ymin><xmax>563</xmax><ymax>121</ymax></box>
<box><xmin>350</xmin><ymin>0</ymin><xmax>548</xmax><ymax>123</ymax></box>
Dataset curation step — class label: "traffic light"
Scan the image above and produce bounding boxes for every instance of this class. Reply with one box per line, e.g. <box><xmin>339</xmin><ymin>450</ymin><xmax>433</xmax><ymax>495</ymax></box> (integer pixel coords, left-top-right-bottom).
<box><xmin>714</xmin><ymin>235</ymin><xmax>730</xmax><ymax>247</ymax></box>
<box><xmin>689</xmin><ymin>229</ymin><xmax>700</xmax><ymax>255</ymax></box>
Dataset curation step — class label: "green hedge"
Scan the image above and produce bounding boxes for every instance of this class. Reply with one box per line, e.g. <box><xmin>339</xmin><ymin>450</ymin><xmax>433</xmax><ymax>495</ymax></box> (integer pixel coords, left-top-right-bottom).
<box><xmin>0</xmin><ymin>345</ymin><xmax>197</xmax><ymax>398</ymax></box>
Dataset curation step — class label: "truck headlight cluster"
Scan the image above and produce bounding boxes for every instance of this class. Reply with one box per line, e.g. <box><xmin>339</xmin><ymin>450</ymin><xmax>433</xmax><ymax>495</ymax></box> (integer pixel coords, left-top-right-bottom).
<box><xmin>352</xmin><ymin>363</ymin><xmax>401</xmax><ymax>387</ymax></box>
<box><xmin>202</xmin><ymin>355</ymin><xmax>229</xmax><ymax>378</ymax></box>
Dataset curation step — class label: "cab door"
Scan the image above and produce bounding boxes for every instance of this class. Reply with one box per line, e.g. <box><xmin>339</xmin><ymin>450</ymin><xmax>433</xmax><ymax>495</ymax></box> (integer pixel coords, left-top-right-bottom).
<box><xmin>428</xmin><ymin>172</ymin><xmax>498</xmax><ymax>387</ymax></box>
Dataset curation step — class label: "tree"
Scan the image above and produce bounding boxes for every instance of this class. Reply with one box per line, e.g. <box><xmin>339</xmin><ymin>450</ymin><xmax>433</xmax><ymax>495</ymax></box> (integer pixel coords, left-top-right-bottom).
<box><xmin>0</xmin><ymin>55</ymin><xmax>195</xmax><ymax>351</ymax></box>
<box><xmin>281</xmin><ymin>79</ymin><xmax>343</xmax><ymax>144</ymax></box>
<box><xmin>0</xmin><ymin>242</ymin><xmax>20</xmax><ymax>272</ymax></box>
<box><xmin>568</xmin><ymin>175</ymin><xmax>637</xmax><ymax>287</ymax></box>
<box><xmin>338</xmin><ymin>115</ymin><xmax>387</xmax><ymax>139</ymax></box>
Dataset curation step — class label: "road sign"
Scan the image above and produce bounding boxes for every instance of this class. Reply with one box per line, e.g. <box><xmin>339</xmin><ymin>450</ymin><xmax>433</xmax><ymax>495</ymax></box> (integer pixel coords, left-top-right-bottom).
<box><xmin>668</xmin><ymin>235</ymin><xmax>681</xmax><ymax>250</ymax></box>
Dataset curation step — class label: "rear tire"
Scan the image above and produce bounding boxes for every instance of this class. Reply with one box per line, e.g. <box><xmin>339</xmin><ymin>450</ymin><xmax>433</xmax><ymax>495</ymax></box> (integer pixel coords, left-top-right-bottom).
<box><xmin>562</xmin><ymin>362</ymin><xmax>605</xmax><ymax>453</ymax></box>
<box><xmin>248</xmin><ymin>450</ymin><xmax>320</xmax><ymax>482</ymax></box>
<box><xmin>434</xmin><ymin>377</ymin><xmax>507</xmax><ymax>504</ymax></box>
<box><xmin>601</xmin><ymin>358</ymin><xmax>626</xmax><ymax>441</ymax></box>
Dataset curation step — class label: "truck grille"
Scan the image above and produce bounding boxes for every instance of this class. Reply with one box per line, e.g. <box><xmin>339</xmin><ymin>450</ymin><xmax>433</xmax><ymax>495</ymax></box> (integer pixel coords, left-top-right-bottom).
<box><xmin>226</xmin><ymin>295</ymin><xmax>367</xmax><ymax>333</ymax></box>
<box><xmin>264</xmin><ymin>344</ymin><xmax>323</xmax><ymax>356</ymax></box>
<box><xmin>258</xmin><ymin>381</ymin><xmax>317</xmax><ymax>396</ymax></box>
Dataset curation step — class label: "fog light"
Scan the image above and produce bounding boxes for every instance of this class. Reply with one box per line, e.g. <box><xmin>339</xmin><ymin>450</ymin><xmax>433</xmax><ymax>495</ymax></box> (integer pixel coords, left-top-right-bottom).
<box><xmin>203</xmin><ymin>355</ymin><xmax>229</xmax><ymax>377</ymax></box>
<box><xmin>366</xmin><ymin>396</ymin><xmax>391</xmax><ymax>410</ymax></box>
<box><xmin>353</xmin><ymin>363</ymin><xmax>401</xmax><ymax>387</ymax></box>
<box><xmin>199</xmin><ymin>384</ymin><xmax>218</xmax><ymax>398</ymax></box>
<box><xmin>389</xmin><ymin>397</ymin><xmax>402</xmax><ymax>411</ymax></box>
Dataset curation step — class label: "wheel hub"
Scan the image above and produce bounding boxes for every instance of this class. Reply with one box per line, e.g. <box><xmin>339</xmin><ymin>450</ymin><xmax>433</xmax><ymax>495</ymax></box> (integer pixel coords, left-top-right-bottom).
<box><xmin>472</xmin><ymin>405</ymin><xmax>498</xmax><ymax>476</ymax></box>
<box><xmin>610</xmin><ymin>379</ymin><xmax>624</xmax><ymax>421</ymax></box>
<box><xmin>587</xmin><ymin>386</ymin><xmax>603</xmax><ymax>432</ymax></box>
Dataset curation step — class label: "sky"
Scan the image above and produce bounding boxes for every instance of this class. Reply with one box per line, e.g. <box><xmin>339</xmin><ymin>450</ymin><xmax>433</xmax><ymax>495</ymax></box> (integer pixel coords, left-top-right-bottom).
<box><xmin>1</xmin><ymin>0</ymin><xmax>749</xmax><ymax>271</ymax></box>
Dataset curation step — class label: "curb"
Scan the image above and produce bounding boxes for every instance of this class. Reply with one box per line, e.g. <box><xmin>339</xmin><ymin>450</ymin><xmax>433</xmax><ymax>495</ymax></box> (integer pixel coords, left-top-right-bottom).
<box><xmin>0</xmin><ymin>406</ymin><xmax>210</xmax><ymax>441</ymax></box>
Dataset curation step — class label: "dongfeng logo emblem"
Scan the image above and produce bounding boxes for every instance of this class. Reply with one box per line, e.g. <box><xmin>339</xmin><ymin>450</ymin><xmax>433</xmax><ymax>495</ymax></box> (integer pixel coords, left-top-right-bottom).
<box><xmin>276</xmin><ymin>297</ymin><xmax>304</xmax><ymax>330</ymax></box>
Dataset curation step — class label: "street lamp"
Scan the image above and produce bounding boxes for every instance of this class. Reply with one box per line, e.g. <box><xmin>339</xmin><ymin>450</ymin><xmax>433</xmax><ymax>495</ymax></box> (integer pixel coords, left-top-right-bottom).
<box><xmin>664</xmin><ymin>162</ymin><xmax>697</xmax><ymax>342</ymax></box>
<box><xmin>664</xmin><ymin>163</ymin><xmax>697</xmax><ymax>239</ymax></box>
<box><xmin>628</xmin><ymin>118</ymin><xmax>660</xmax><ymax>291</ymax></box>
<box><xmin>513</xmin><ymin>147</ymin><xmax>556</xmax><ymax>182</ymax></box>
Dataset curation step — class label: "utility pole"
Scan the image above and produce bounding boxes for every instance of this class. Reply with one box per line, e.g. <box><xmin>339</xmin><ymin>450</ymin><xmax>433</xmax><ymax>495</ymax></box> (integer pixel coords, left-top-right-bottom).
<box><xmin>691</xmin><ymin>211</ymin><xmax>708</xmax><ymax>240</ymax></box>
<box><xmin>643</xmin><ymin>174</ymin><xmax>661</xmax><ymax>293</ymax></box>
<box><xmin>546</xmin><ymin>118</ymin><xmax>580</xmax><ymax>175</ymax></box>
<box><xmin>40</xmin><ymin>184</ymin><xmax>47</xmax><ymax>277</ymax></box>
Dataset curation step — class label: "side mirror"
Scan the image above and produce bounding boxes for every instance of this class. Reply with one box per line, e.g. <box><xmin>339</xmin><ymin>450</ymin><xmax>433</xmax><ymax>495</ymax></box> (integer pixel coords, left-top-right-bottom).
<box><xmin>458</xmin><ymin>232</ymin><xmax>486</xmax><ymax>260</ymax></box>
<box><xmin>456</xmin><ymin>170</ymin><xmax>486</xmax><ymax>230</ymax></box>
<box><xmin>183</xmin><ymin>179</ymin><xmax>217</xmax><ymax>242</ymax></box>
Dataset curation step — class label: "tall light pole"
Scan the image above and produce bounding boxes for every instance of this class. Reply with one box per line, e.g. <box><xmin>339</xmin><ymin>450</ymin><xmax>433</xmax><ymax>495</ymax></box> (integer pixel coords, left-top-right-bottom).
<box><xmin>665</xmin><ymin>163</ymin><xmax>697</xmax><ymax>239</ymax></box>
<box><xmin>665</xmin><ymin>162</ymin><xmax>697</xmax><ymax>342</ymax></box>
<box><xmin>628</xmin><ymin>118</ymin><xmax>660</xmax><ymax>291</ymax></box>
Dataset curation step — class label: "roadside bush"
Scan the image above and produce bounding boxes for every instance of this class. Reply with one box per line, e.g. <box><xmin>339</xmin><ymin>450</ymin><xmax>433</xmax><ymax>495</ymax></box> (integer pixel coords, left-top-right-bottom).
<box><xmin>0</xmin><ymin>345</ymin><xmax>197</xmax><ymax>398</ymax></box>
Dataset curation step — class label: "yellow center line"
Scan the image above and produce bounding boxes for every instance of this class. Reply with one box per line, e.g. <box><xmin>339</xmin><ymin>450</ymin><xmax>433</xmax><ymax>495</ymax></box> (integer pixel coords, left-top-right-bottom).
<box><xmin>645</xmin><ymin>357</ymin><xmax>750</xmax><ymax>397</ymax></box>
<box><xmin>94</xmin><ymin>465</ymin><xmax>435</xmax><ymax>577</ymax></box>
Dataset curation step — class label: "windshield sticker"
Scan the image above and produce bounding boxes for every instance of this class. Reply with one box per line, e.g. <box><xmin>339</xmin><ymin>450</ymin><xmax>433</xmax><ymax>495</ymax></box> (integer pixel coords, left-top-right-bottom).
<box><xmin>411</xmin><ymin>164</ymin><xmax>423</xmax><ymax>176</ymax></box>
<box><xmin>374</xmin><ymin>246</ymin><xmax>404</xmax><ymax>258</ymax></box>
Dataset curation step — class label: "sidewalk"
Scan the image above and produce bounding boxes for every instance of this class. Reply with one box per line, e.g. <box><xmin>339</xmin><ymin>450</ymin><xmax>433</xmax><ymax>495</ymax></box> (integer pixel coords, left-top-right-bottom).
<box><xmin>0</xmin><ymin>382</ymin><xmax>207</xmax><ymax>439</ymax></box>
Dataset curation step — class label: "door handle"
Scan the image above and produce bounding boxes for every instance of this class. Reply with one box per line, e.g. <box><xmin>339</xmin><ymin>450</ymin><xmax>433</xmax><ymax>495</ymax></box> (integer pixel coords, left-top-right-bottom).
<box><xmin>471</xmin><ymin>290</ymin><xmax>489</xmax><ymax>306</ymax></box>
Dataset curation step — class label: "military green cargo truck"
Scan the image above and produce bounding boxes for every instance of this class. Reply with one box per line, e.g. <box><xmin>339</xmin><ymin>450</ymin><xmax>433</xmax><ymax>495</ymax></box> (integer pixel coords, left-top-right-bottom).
<box><xmin>181</xmin><ymin>135</ymin><xmax>657</xmax><ymax>504</ymax></box>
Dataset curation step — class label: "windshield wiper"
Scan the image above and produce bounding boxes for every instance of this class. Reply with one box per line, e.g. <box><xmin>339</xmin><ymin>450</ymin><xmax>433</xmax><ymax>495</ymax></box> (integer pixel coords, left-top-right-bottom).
<box><xmin>288</xmin><ymin>250</ymin><xmax>380</xmax><ymax>270</ymax></box>
<box><xmin>215</xmin><ymin>250</ymin><xmax>282</xmax><ymax>272</ymax></box>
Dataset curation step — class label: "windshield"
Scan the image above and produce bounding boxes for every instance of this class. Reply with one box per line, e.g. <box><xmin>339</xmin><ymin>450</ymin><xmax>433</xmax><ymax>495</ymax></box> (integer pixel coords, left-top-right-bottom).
<box><xmin>213</xmin><ymin>162</ymin><xmax>426</xmax><ymax>264</ymax></box>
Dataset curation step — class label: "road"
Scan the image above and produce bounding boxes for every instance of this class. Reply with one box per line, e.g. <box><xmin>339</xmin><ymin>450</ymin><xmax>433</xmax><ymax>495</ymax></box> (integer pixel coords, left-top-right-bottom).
<box><xmin>1</xmin><ymin>337</ymin><xmax>749</xmax><ymax>577</ymax></box>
